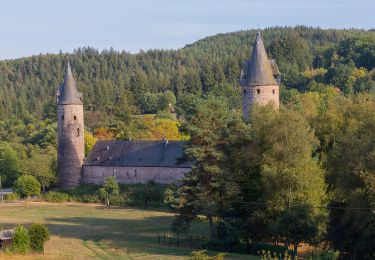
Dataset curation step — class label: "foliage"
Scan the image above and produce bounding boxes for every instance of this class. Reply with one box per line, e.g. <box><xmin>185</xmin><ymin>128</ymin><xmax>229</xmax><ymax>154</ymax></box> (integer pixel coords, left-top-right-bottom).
<box><xmin>42</xmin><ymin>191</ymin><xmax>69</xmax><ymax>202</ymax></box>
<box><xmin>14</xmin><ymin>175</ymin><xmax>41</xmax><ymax>200</ymax></box>
<box><xmin>250</xmin><ymin>243</ymin><xmax>294</xmax><ymax>258</ymax></box>
<box><xmin>126</xmin><ymin>181</ymin><xmax>164</xmax><ymax>208</ymax></box>
<box><xmin>3</xmin><ymin>192</ymin><xmax>20</xmax><ymax>201</ymax></box>
<box><xmin>84</xmin><ymin>131</ymin><xmax>97</xmax><ymax>155</ymax></box>
<box><xmin>139</xmin><ymin>91</ymin><xmax>176</xmax><ymax>114</ymax></box>
<box><xmin>114</xmin><ymin>115</ymin><xmax>189</xmax><ymax>141</ymax></box>
<box><xmin>190</xmin><ymin>250</ymin><xmax>226</xmax><ymax>260</ymax></box>
<box><xmin>98</xmin><ymin>176</ymin><xmax>120</xmax><ymax>206</ymax></box>
<box><xmin>0</xmin><ymin>142</ymin><xmax>20</xmax><ymax>187</ymax></box>
<box><xmin>259</xmin><ymin>250</ymin><xmax>296</xmax><ymax>260</ymax></box>
<box><xmin>8</xmin><ymin>225</ymin><xmax>30</xmax><ymax>255</ymax></box>
<box><xmin>324</xmin><ymin>94</ymin><xmax>375</xmax><ymax>258</ymax></box>
<box><xmin>67</xmin><ymin>184</ymin><xmax>100</xmax><ymax>203</ymax></box>
<box><xmin>28</xmin><ymin>223</ymin><xmax>50</xmax><ymax>252</ymax></box>
<box><xmin>23</xmin><ymin>148</ymin><xmax>56</xmax><ymax>193</ymax></box>
<box><xmin>273</xmin><ymin>206</ymin><xmax>326</xmax><ymax>253</ymax></box>
<box><xmin>0</xmin><ymin>27</ymin><xmax>374</xmax><ymax>121</ymax></box>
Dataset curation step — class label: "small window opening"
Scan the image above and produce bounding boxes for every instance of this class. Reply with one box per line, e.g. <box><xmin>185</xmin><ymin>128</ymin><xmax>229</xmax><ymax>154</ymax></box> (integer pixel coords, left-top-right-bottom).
<box><xmin>272</xmin><ymin>89</ymin><xmax>275</xmax><ymax>94</ymax></box>
<box><xmin>61</xmin><ymin>115</ymin><xmax>64</xmax><ymax>120</ymax></box>
<box><xmin>257</xmin><ymin>89</ymin><xmax>261</xmax><ymax>94</ymax></box>
<box><xmin>74</xmin><ymin>116</ymin><xmax>77</xmax><ymax>120</ymax></box>
<box><xmin>244</xmin><ymin>90</ymin><xmax>247</xmax><ymax>95</ymax></box>
<box><xmin>77</xmin><ymin>128</ymin><xmax>80</xmax><ymax>137</ymax></box>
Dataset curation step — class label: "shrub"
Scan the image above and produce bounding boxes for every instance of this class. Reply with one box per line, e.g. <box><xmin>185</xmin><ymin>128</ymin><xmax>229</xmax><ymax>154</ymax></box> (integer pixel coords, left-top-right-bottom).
<box><xmin>125</xmin><ymin>182</ymin><xmax>165</xmax><ymax>208</ymax></box>
<box><xmin>75</xmin><ymin>194</ymin><xmax>100</xmax><ymax>203</ymax></box>
<box><xmin>14</xmin><ymin>175</ymin><xmax>41</xmax><ymax>201</ymax></box>
<box><xmin>109</xmin><ymin>194</ymin><xmax>126</xmax><ymax>206</ymax></box>
<box><xmin>204</xmin><ymin>239</ymin><xmax>247</xmax><ymax>254</ymax></box>
<box><xmin>309</xmin><ymin>249</ymin><xmax>339</xmax><ymax>260</ymax></box>
<box><xmin>98</xmin><ymin>176</ymin><xmax>119</xmax><ymax>206</ymax></box>
<box><xmin>43</xmin><ymin>191</ymin><xmax>69</xmax><ymax>203</ymax></box>
<box><xmin>8</xmin><ymin>225</ymin><xmax>30</xmax><ymax>254</ymax></box>
<box><xmin>190</xmin><ymin>250</ymin><xmax>226</xmax><ymax>260</ymax></box>
<box><xmin>67</xmin><ymin>184</ymin><xmax>100</xmax><ymax>203</ymax></box>
<box><xmin>259</xmin><ymin>250</ymin><xmax>296</xmax><ymax>260</ymax></box>
<box><xmin>4</xmin><ymin>192</ymin><xmax>20</xmax><ymax>201</ymax></box>
<box><xmin>28</xmin><ymin>224</ymin><xmax>50</xmax><ymax>252</ymax></box>
<box><xmin>250</xmin><ymin>242</ymin><xmax>295</xmax><ymax>257</ymax></box>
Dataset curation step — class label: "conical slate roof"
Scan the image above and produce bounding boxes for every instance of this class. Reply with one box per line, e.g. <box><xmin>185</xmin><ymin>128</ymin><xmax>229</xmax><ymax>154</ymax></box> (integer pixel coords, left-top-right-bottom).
<box><xmin>58</xmin><ymin>63</ymin><xmax>82</xmax><ymax>105</ymax></box>
<box><xmin>240</xmin><ymin>32</ymin><xmax>277</xmax><ymax>87</ymax></box>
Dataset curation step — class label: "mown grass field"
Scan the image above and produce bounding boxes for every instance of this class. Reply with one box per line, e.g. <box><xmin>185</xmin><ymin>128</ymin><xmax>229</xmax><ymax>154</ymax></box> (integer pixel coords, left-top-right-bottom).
<box><xmin>0</xmin><ymin>202</ymin><xmax>255</xmax><ymax>259</ymax></box>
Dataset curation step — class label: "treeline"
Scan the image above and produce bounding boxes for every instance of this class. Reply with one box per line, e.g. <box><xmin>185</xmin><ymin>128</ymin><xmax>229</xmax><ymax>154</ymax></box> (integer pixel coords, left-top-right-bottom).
<box><xmin>170</xmin><ymin>88</ymin><xmax>375</xmax><ymax>258</ymax></box>
<box><xmin>0</xmin><ymin>26</ymin><xmax>374</xmax><ymax>122</ymax></box>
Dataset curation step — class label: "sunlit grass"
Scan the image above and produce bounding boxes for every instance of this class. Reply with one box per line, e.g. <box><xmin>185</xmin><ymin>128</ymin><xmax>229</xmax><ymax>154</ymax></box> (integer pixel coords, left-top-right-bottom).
<box><xmin>0</xmin><ymin>202</ymin><xmax>255</xmax><ymax>259</ymax></box>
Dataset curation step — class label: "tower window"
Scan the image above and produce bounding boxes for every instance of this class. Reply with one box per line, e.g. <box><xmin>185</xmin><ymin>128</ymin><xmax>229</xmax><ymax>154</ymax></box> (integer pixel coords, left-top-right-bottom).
<box><xmin>244</xmin><ymin>90</ymin><xmax>247</xmax><ymax>95</ymax></box>
<box><xmin>272</xmin><ymin>89</ymin><xmax>275</xmax><ymax>94</ymax></box>
<box><xmin>77</xmin><ymin>128</ymin><xmax>80</xmax><ymax>137</ymax></box>
<box><xmin>257</xmin><ymin>89</ymin><xmax>261</xmax><ymax>94</ymax></box>
<box><xmin>74</xmin><ymin>116</ymin><xmax>77</xmax><ymax>120</ymax></box>
<box><xmin>61</xmin><ymin>115</ymin><xmax>64</xmax><ymax>120</ymax></box>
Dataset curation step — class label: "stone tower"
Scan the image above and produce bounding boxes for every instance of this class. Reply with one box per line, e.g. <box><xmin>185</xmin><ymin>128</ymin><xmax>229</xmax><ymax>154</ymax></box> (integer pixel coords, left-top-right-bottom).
<box><xmin>56</xmin><ymin>63</ymin><xmax>84</xmax><ymax>190</ymax></box>
<box><xmin>240</xmin><ymin>32</ymin><xmax>281</xmax><ymax>119</ymax></box>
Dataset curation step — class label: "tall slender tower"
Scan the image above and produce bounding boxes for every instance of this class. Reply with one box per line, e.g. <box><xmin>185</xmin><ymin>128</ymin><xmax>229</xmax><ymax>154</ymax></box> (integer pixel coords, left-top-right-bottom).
<box><xmin>240</xmin><ymin>32</ymin><xmax>280</xmax><ymax>119</ymax></box>
<box><xmin>56</xmin><ymin>63</ymin><xmax>84</xmax><ymax>190</ymax></box>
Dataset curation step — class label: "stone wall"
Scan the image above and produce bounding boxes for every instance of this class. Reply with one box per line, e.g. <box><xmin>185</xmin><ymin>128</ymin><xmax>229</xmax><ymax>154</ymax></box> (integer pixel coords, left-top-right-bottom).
<box><xmin>82</xmin><ymin>165</ymin><xmax>191</xmax><ymax>185</ymax></box>
<box><xmin>241</xmin><ymin>84</ymin><xmax>279</xmax><ymax>118</ymax></box>
<box><xmin>57</xmin><ymin>104</ymin><xmax>85</xmax><ymax>189</ymax></box>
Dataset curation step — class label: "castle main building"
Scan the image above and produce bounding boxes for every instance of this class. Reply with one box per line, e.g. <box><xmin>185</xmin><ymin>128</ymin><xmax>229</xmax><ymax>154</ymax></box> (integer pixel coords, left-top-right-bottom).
<box><xmin>57</xmin><ymin>64</ymin><xmax>191</xmax><ymax>190</ymax></box>
<box><xmin>56</xmin><ymin>32</ymin><xmax>280</xmax><ymax>189</ymax></box>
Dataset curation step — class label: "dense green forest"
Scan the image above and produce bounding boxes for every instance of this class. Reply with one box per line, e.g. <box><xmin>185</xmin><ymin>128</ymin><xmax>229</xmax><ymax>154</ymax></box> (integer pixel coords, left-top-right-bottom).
<box><xmin>1</xmin><ymin>26</ymin><xmax>375</xmax><ymax>258</ymax></box>
<box><xmin>0</xmin><ymin>26</ymin><xmax>374</xmax><ymax>121</ymax></box>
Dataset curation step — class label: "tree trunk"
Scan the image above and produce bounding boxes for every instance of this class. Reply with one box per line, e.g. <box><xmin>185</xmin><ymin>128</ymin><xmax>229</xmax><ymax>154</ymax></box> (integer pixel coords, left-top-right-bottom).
<box><xmin>293</xmin><ymin>242</ymin><xmax>298</xmax><ymax>255</ymax></box>
<box><xmin>208</xmin><ymin>215</ymin><xmax>216</xmax><ymax>240</ymax></box>
<box><xmin>106</xmin><ymin>197</ymin><xmax>110</xmax><ymax>207</ymax></box>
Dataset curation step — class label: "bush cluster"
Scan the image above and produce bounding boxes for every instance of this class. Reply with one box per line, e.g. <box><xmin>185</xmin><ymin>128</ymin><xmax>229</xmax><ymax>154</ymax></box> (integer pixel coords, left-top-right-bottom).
<box><xmin>7</xmin><ymin>224</ymin><xmax>50</xmax><ymax>255</ymax></box>
<box><xmin>3</xmin><ymin>192</ymin><xmax>20</xmax><ymax>201</ymax></box>
<box><xmin>38</xmin><ymin>183</ymin><xmax>167</xmax><ymax>208</ymax></box>
<box><xmin>42</xmin><ymin>191</ymin><xmax>69</xmax><ymax>203</ymax></box>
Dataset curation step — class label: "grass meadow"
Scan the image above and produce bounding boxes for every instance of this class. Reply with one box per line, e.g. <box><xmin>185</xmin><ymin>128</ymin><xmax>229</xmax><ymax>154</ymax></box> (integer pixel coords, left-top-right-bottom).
<box><xmin>0</xmin><ymin>202</ymin><xmax>255</xmax><ymax>259</ymax></box>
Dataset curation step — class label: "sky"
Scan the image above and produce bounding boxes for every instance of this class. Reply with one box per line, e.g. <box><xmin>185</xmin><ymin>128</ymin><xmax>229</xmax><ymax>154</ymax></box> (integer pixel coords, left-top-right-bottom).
<box><xmin>0</xmin><ymin>0</ymin><xmax>374</xmax><ymax>60</ymax></box>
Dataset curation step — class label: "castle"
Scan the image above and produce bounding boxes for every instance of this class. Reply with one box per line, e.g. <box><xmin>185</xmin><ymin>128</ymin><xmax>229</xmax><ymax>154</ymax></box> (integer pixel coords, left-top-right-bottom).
<box><xmin>57</xmin><ymin>32</ymin><xmax>280</xmax><ymax>189</ymax></box>
<box><xmin>240</xmin><ymin>32</ymin><xmax>281</xmax><ymax>118</ymax></box>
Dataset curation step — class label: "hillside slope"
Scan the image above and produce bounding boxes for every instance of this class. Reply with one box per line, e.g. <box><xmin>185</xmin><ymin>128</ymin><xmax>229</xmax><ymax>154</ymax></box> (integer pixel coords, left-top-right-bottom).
<box><xmin>0</xmin><ymin>26</ymin><xmax>374</xmax><ymax>120</ymax></box>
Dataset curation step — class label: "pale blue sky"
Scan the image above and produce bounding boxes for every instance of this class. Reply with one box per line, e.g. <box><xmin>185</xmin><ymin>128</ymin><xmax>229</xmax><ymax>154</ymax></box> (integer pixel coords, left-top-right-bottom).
<box><xmin>1</xmin><ymin>0</ymin><xmax>374</xmax><ymax>60</ymax></box>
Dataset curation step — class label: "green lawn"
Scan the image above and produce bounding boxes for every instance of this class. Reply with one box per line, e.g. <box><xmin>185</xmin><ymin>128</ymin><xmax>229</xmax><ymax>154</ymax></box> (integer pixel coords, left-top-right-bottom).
<box><xmin>0</xmin><ymin>202</ymin><xmax>256</xmax><ymax>259</ymax></box>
